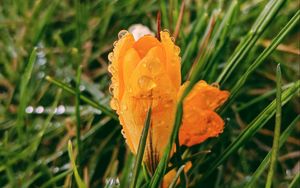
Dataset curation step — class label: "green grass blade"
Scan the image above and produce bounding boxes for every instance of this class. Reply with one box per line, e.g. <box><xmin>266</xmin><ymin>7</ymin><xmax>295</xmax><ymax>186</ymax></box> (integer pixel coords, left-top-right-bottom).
<box><xmin>221</xmin><ymin>10</ymin><xmax>300</xmax><ymax>112</ymax></box>
<box><xmin>149</xmin><ymin>101</ymin><xmax>184</xmax><ymax>187</ymax></box>
<box><xmin>16</xmin><ymin>48</ymin><xmax>37</xmax><ymax>138</ymax></box>
<box><xmin>67</xmin><ymin>140</ymin><xmax>87</xmax><ymax>188</ymax></box>
<box><xmin>41</xmin><ymin>169</ymin><xmax>72</xmax><ymax>188</ymax></box>
<box><xmin>168</xmin><ymin>165</ymin><xmax>186</xmax><ymax>188</ymax></box>
<box><xmin>216</xmin><ymin>0</ymin><xmax>286</xmax><ymax>84</ymax></box>
<box><xmin>237</xmin><ymin>83</ymin><xmax>294</xmax><ymax>111</ymax></box>
<box><xmin>288</xmin><ymin>172</ymin><xmax>300</xmax><ymax>188</ymax></box>
<box><xmin>265</xmin><ymin>64</ymin><xmax>282</xmax><ymax>188</ymax></box>
<box><xmin>200</xmin><ymin>80</ymin><xmax>299</xmax><ymax>181</ymax></box>
<box><xmin>130</xmin><ymin>107</ymin><xmax>152</xmax><ymax>188</ymax></box>
<box><xmin>75</xmin><ymin>65</ymin><xmax>82</xmax><ymax>176</ymax></box>
<box><xmin>245</xmin><ymin>115</ymin><xmax>300</xmax><ymax>188</ymax></box>
<box><xmin>45</xmin><ymin>76</ymin><xmax>117</xmax><ymax>120</ymax></box>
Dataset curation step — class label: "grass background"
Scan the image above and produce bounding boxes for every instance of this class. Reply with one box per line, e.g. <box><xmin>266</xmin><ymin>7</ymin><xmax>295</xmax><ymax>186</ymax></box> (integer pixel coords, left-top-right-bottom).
<box><xmin>0</xmin><ymin>0</ymin><xmax>299</xmax><ymax>187</ymax></box>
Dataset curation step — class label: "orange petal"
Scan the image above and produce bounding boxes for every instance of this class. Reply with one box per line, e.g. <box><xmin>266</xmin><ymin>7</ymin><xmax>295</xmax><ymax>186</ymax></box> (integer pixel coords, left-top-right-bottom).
<box><xmin>160</xmin><ymin>31</ymin><xmax>181</xmax><ymax>91</ymax></box>
<box><xmin>119</xmin><ymin>47</ymin><xmax>177</xmax><ymax>164</ymax></box>
<box><xmin>108</xmin><ymin>33</ymin><xmax>135</xmax><ymax>107</ymax></box>
<box><xmin>122</xmin><ymin>48</ymin><xmax>141</xmax><ymax>87</ymax></box>
<box><xmin>181</xmin><ymin>80</ymin><xmax>229</xmax><ymax>111</ymax></box>
<box><xmin>179</xmin><ymin>109</ymin><xmax>224</xmax><ymax>146</ymax></box>
<box><xmin>178</xmin><ymin>80</ymin><xmax>229</xmax><ymax>146</ymax></box>
<box><xmin>133</xmin><ymin>35</ymin><xmax>161</xmax><ymax>58</ymax></box>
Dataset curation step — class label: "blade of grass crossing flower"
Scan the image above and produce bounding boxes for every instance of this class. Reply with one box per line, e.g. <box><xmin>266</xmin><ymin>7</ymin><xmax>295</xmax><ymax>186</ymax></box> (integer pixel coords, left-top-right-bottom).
<box><xmin>265</xmin><ymin>64</ymin><xmax>282</xmax><ymax>188</ymax></box>
<box><xmin>216</xmin><ymin>0</ymin><xmax>286</xmax><ymax>84</ymax></box>
<box><xmin>67</xmin><ymin>140</ymin><xmax>87</xmax><ymax>188</ymax></box>
<box><xmin>75</xmin><ymin>65</ymin><xmax>82</xmax><ymax>176</ymax></box>
<box><xmin>150</xmin><ymin>62</ymin><xmax>214</xmax><ymax>186</ymax></box>
<box><xmin>245</xmin><ymin>115</ymin><xmax>300</xmax><ymax>188</ymax></box>
<box><xmin>288</xmin><ymin>172</ymin><xmax>300</xmax><ymax>188</ymax></box>
<box><xmin>168</xmin><ymin>165</ymin><xmax>186</xmax><ymax>188</ymax></box>
<box><xmin>16</xmin><ymin>48</ymin><xmax>37</xmax><ymax>139</ymax></box>
<box><xmin>221</xmin><ymin>11</ymin><xmax>300</xmax><ymax>113</ymax></box>
<box><xmin>149</xmin><ymin>101</ymin><xmax>184</xmax><ymax>187</ymax></box>
<box><xmin>130</xmin><ymin>107</ymin><xmax>152</xmax><ymax>188</ymax></box>
<box><xmin>45</xmin><ymin>76</ymin><xmax>118</xmax><ymax>120</ymax></box>
<box><xmin>200</xmin><ymin>80</ymin><xmax>299</xmax><ymax>181</ymax></box>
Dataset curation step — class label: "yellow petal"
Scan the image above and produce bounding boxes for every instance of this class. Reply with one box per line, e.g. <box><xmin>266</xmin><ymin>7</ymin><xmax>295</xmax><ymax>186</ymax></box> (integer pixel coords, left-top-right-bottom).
<box><xmin>160</xmin><ymin>31</ymin><xmax>181</xmax><ymax>91</ymax></box>
<box><xmin>133</xmin><ymin>35</ymin><xmax>161</xmax><ymax>58</ymax></box>
<box><xmin>178</xmin><ymin>80</ymin><xmax>229</xmax><ymax>146</ymax></box>
<box><xmin>109</xmin><ymin>33</ymin><xmax>135</xmax><ymax>106</ymax></box>
<box><xmin>123</xmin><ymin>48</ymin><xmax>141</xmax><ymax>87</ymax></box>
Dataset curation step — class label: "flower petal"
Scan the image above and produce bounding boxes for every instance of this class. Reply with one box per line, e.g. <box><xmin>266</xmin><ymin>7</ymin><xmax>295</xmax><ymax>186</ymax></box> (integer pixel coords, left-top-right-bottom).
<box><xmin>133</xmin><ymin>35</ymin><xmax>161</xmax><ymax>58</ymax></box>
<box><xmin>179</xmin><ymin>109</ymin><xmax>224</xmax><ymax>146</ymax></box>
<box><xmin>180</xmin><ymin>80</ymin><xmax>229</xmax><ymax>111</ymax></box>
<box><xmin>123</xmin><ymin>48</ymin><xmax>141</xmax><ymax>87</ymax></box>
<box><xmin>178</xmin><ymin>80</ymin><xmax>229</xmax><ymax>146</ymax></box>
<box><xmin>109</xmin><ymin>33</ymin><xmax>135</xmax><ymax>105</ymax></box>
<box><xmin>119</xmin><ymin>47</ymin><xmax>177</xmax><ymax>162</ymax></box>
<box><xmin>160</xmin><ymin>31</ymin><xmax>181</xmax><ymax>91</ymax></box>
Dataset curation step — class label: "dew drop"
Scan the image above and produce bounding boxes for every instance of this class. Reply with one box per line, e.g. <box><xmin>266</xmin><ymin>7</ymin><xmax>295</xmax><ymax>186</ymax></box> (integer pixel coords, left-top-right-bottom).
<box><xmin>110</xmin><ymin>98</ymin><xmax>119</xmax><ymax>110</ymax></box>
<box><xmin>56</xmin><ymin>105</ymin><xmax>66</xmax><ymax>115</ymax></box>
<box><xmin>108</xmin><ymin>64</ymin><xmax>116</xmax><ymax>74</ymax></box>
<box><xmin>25</xmin><ymin>106</ymin><xmax>34</xmax><ymax>114</ymax></box>
<box><xmin>152</xmin><ymin>99</ymin><xmax>159</xmax><ymax>108</ymax></box>
<box><xmin>138</xmin><ymin>76</ymin><xmax>156</xmax><ymax>91</ymax></box>
<box><xmin>109</xmin><ymin>85</ymin><xmax>114</xmax><ymax>94</ymax></box>
<box><xmin>108</xmin><ymin>52</ymin><xmax>114</xmax><ymax>62</ymax></box>
<box><xmin>121</xmin><ymin>129</ymin><xmax>125</xmax><ymax>136</ymax></box>
<box><xmin>118</xmin><ymin>30</ymin><xmax>129</xmax><ymax>39</ymax></box>
<box><xmin>105</xmin><ymin>177</ymin><xmax>120</xmax><ymax>188</ymax></box>
<box><xmin>211</xmin><ymin>82</ymin><xmax>220</xmax><ymax>88</ymax></box>
<box><xmin>35</xmin><ymin>106</ymin><xmax>44</xmax><ymax>114</ymax></box>
<box><xmin>113</xmin><ymin>41</ymin><xmax>118</xmax><ymax>47</ymax></box>
<box><xmin>163</xmin><ymin>29</ymin><xmax>170</xmax><ymax>33</ymax></box>
<box><xmin>122</xmin><ymin>105</ymin><xmax>128</xmax><ymax>111</ymax></box>
<box><xmin>170</xmin><ymin>36</ymin><xmax>175</xmax><ymax>42</ymax></box>
<box><xmin>147</xmin><ymin>58</ymin><xmax>161</xmax><ymax>75</ymax></box>
<box><xmin>174</xmin><ymin>46</ymin><xmax>180</xmax><ymax>54</ymax></box>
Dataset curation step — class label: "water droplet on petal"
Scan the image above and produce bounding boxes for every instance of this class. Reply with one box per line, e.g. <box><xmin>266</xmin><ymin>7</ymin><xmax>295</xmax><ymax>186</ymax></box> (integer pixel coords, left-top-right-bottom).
<box><xmin>108</xmin><ymin>52</ymin><xmax>114</xmax><ymax>62</ymax></box>
<box><xmin>108</xmin><ymin>64</ymin><xmax>116</xmax><ymax>74</ymax></box>
<box><xmin>113</xmin><ymin>41</ymin><xmax>118</xmax><ymax>47</ymax></box>
<box><xmin>138</xmin><ymin>76</ymin><xmax>156</xmax><ymax>91</ymax></box>
<box><xmin>170</xmin><ymin>36</ymin><xmax>175</xmax><ymax>42</ymax></box>
<box><xmin>121</xmin><ymin>129</ymin><xmax>125</xmax><ymax>136</ymax></box>
<box><xmin>163</xmin><ymin>29</ymin><xmax>170</xmax><ymax>33</ymax></box>
<box><xmin>152</xmin><ymin>99</ymin><xmax>159</xmax><ymax>108</ymax></box>
<box><xmin>211</xmin><ymin>82</ymin><xmax>220</xmax><ymax>88</ymax></box>
<box><xmin>147</xmin><ymin>58</ymin><xmax>161</xmax><ymax>75</ymax></box>
<box><xmin>110</xmin><ymin>98</ymin><xmax>119</xmax><ymax>110</ymax></box>
<box><xmin>122</xmin><ymin>105</ymin><xmax>128</xmax><ymax>111</ymax></box>
<box><xmin>109</xmin><ymin>85</ymin><xmax>114</xmax><ymax>94</ymax></box>
<box><xmin>118</xmin><ymin>30</ymin><xmax>129</xmax><ymax>39</ymax></box>
<box><xmin>174</xmin><ymin>46</ymin><xmax>180</xmax><ymax>54</ymax></box>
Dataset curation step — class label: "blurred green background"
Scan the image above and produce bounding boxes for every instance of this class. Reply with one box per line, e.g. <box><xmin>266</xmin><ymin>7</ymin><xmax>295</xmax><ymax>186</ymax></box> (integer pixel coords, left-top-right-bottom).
<box><xmin>0</xmin><ymin>0</ymin><xmax>299</xmax><ymax>187</ymax></box>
